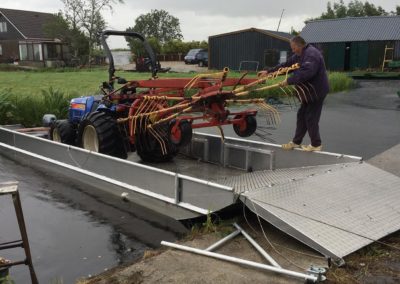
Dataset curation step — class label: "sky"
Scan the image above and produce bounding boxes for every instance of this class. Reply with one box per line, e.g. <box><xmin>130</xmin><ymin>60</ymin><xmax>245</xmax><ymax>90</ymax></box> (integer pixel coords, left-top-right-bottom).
<box><xmin>1</xmin><ymin>0</ymin><xmax>399</xmax><ymax>48</ymax></box>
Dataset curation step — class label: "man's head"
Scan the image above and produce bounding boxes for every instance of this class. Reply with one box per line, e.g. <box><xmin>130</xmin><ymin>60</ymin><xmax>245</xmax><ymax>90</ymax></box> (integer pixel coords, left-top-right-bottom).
<box><xmin>290</xmin><ymin>36</ymin><xmax>306</xmax><ymax>56</ymax></box>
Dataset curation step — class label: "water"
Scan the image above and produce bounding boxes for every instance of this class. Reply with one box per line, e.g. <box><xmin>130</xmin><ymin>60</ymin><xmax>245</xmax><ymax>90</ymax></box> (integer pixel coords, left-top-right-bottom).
<box><xmin>0</xmin><ymin>156</ymin><xmax>186</xmax><ymax>283</ymax></box>
<box><xmin>110</xmin><ymin>51</ymin><xmax>131</xmax><ymax>66</ymax></box>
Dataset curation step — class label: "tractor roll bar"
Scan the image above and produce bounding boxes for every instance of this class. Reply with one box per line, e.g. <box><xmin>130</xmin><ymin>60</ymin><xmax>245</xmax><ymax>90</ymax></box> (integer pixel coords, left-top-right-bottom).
<box><xmin>101</xmin><ymin>30</ymin><xmax>158</xmax><ymax>81</ymax></box>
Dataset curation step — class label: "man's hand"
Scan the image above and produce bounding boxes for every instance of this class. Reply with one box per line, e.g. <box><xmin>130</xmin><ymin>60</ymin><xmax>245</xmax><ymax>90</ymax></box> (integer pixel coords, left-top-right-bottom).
<box><xmin>257</xmin><ymin>70</ymin><xmax>268</xmax><ymax>77</ymax></box>
<box><xmin>279</xmin><ymin>79</ymin><xmax>288</xmax><ymax>87</ymax></box>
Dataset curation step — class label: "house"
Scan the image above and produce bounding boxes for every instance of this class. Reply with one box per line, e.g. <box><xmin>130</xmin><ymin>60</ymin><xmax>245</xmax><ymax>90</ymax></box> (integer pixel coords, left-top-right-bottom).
<box><xmin>301</xmin><ymin>16</ymin><xmax>400</xmax><ymax>71</ymax></box>
<box><xmin>0</xmin><ymin>8</ymin><xmax>70</xmax><ymax>67</ymax></box>
<box><xmin>208</xmin><ymin>28</ymin><xmax>292</xmax><ymax>71</ymax></box>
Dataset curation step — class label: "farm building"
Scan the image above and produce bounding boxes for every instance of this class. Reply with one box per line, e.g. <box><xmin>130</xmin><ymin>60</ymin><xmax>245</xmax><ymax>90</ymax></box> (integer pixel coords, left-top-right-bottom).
<box><xmin>301</xmin><ymin>16</ymin><xmax>400</xmax><ymax>71</ymax></box>
<box><xmin>0</xmin><ymin>8</ymin><xmax>70</xmax><ymax>67</ymax></box>
<box><xmin>208</xmin><ymin>28</ymin><xmax>292</xmax><ymax>71</ymax></box>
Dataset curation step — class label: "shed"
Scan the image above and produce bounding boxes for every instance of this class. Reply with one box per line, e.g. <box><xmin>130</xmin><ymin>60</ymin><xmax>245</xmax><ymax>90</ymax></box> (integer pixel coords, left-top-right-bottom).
<box><xmin>301</xmin><ymin>16</ymin><xmax>400</xmax><ymax>71</ymax></box>
<box><xmin>208</xmin><ymin>28</ymin><xmax>292</xmax><ymax>71</ymax></box>
<box><xmin>0</xmin><ymin>8</ymin><xmax>70</xmax><ymax>67</ymax></box>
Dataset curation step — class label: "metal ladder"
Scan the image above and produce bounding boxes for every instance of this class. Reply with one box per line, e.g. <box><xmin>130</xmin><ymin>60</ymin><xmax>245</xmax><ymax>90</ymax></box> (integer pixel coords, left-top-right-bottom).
<box><xmin>0</xmin><ymin>182</ymin><xmax>38</xmax><ymax>284</ymax></box>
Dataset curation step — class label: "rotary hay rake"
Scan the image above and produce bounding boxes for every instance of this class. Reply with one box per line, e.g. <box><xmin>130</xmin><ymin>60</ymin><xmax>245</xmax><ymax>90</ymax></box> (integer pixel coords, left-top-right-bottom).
<box><xmin>105</xmin><ymin>63</ymin><xmax>306</xmax><ymax>162</ymax></box>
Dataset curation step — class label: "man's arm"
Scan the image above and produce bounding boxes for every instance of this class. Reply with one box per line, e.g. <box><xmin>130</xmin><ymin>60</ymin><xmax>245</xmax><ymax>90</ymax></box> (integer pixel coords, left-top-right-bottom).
<box><xmin>267</xmin><ymin>54</ymin><xmax>298</xmax><ymax>73</ymax></box>
<box><xmin>287</xmin><ymin>52</ymin><xmax>320</xmax><ymax>85</ymax></box>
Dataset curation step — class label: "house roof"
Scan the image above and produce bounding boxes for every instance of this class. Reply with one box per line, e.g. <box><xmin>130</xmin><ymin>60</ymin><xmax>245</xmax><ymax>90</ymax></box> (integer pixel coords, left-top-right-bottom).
<box><xmin>0</xmin><ymin>8</ymin><xmax>57</xmax><ymax>39</ymax></box>
<box><xmin>301</xmin><ymin>16</ymin><xmax>400</xmax><ymax>43</ymax></box>
<box><xmin>209</xmin><ymin>28</ymin><xmax>292</xmax><ymax>42</ymax></box>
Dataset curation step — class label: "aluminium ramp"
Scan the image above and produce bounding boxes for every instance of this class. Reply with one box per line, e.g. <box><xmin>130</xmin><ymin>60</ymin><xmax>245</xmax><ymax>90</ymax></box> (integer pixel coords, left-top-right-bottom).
<box><xmin>238</xmin><ymin>162</ymin><xmax>400</xmax><ymax>264</ymax></box>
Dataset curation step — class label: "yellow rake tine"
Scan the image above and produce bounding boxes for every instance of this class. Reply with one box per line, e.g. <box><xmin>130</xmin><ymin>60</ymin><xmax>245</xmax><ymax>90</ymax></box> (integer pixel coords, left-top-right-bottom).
<box><xmin>296</xmin><ymin>84</ymin><xmax>308</xmax><ymax>104</ymax></box>
<box><xmin>148</xmin><ymin>126</ymin><xmax>167</xmax><ymax>155</ymax></box>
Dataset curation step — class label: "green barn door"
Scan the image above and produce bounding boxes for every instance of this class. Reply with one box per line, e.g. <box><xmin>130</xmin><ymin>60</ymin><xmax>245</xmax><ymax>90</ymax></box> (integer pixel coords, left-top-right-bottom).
<box><xmin>328</xmin><ymin>42</ymin><xmax>345</xmax><ymax>71</ymax></box>
<box><xmin>350</xmin><ymin>42</ymin><xmax>368</xmax><ymax>70</ymax></box>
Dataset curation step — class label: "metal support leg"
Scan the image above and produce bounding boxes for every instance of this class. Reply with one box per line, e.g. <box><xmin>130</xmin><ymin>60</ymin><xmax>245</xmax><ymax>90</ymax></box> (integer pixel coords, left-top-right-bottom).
<box><xmin>0</xmin><ymin>182</ymin><xmax>38</xmax><ymax>284</ymax></box>
<box><xmin>12</xmin><ymin>190</ymin><xmax>38</xmax><ymax>284</ymax></box>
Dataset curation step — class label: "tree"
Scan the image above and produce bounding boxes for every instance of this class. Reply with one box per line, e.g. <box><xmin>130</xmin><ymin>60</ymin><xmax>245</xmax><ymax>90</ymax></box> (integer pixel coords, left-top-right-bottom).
<box><xmin>43</xmin><ymin>12</ymin><xmax>89</xmax><ymax>61</ymax></box>
<box><xmin>62</xmin><ymin>0</ymin><xmax>124</xmax><ymax>66</ymax></box>
<box><xmin>310</xmin><ymin>0</ymin><xmax>391</xmax><ymax>21</ymax></box>
<box><xmin>320</xmin><ymin>2</ymin><xmax>336</xmax><ymax>19</ymax></box>
<box><xmin>127</xmin><ymin>9</ymin><xmax>183</xmax><ymax>44</ymax></box>
<box><xmin>333</xmin><ymin>0</ymin><xmax>348</xmax><ymax>18</ymax></box>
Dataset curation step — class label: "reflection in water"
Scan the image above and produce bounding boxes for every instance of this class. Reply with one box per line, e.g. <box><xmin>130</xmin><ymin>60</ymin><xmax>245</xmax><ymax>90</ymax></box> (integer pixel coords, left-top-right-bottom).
<box><xmin>0</xmin><ymin>155</ymin><xmax>186</xmax><ymax>283</ymax></box>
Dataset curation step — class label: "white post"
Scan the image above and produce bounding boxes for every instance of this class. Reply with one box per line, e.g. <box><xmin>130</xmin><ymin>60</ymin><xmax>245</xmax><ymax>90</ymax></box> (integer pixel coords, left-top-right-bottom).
<box><xmin>233</xmin><ymin>223</ymin><xmax>281</xmax><ymax>268</ymax></box>
<box><xmin>161</xmin><ymin>241</ymin><xmax>318</xmax><ymax>282</ymax></box>
<box><xmin>205</xmin><ymin>229</ymin><xmax>241</xmax><ymax>251</ymax></box>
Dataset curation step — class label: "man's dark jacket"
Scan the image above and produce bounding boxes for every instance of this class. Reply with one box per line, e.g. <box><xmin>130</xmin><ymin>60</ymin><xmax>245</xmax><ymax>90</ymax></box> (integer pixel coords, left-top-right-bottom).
<box><xmin>268</xmin><ymin>44</ymin><xmax>329</xmax><ymax>102</ymax></box>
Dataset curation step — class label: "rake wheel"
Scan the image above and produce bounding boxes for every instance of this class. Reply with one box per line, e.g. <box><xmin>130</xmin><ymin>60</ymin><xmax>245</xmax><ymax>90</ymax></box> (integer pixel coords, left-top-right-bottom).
<box><xmin>233</xmin><ymin>115</ymin><xmax>257</xmax><ymax>137</ymax></box>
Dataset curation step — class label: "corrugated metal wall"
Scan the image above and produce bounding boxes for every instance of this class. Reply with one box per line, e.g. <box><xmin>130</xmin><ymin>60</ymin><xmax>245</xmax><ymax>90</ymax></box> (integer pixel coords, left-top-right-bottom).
<box><xmin>209</xmin><ymin>31</ymin><xmax>290</xmax><ymax>70</ymax></box>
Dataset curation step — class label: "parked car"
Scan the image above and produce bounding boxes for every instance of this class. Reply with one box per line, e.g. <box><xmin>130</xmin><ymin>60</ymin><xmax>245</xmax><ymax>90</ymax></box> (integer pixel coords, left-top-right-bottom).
<box><xmin>184</xmin><ymin>49</ymin><xmax>206</xmax><ymax>64</ymax></box>
<box><xmin>196</xmin><ymin>50</ymin><xmax>208</xmax><ymax>67</ymax></box>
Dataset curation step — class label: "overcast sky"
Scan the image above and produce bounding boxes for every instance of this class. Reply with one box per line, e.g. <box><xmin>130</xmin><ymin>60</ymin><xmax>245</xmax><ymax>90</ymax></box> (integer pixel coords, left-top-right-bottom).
<box><xmin>1</xmin><ymin>0</ymin><xmax>399</xmax><ymax>48</ymax></box>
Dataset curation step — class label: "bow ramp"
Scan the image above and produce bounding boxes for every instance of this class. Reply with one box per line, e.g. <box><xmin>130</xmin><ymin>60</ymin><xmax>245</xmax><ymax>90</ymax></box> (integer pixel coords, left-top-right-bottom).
<box><xmin>221</xmin><ymin>160</ymin><xmax>400</xmax><ymax>265</ymax></box>
<box><xmin>182</xmin><ymin>133</ymin><xmax>400</xmax><ymax>265</ymax></box>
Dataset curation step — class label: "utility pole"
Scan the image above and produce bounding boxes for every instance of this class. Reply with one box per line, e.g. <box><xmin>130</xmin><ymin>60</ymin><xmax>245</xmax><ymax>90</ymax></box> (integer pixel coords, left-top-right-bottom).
<box><xmin>277</xmin><ymin>9</ymin><xmax>285</xmax><ymax>32</ymax></box>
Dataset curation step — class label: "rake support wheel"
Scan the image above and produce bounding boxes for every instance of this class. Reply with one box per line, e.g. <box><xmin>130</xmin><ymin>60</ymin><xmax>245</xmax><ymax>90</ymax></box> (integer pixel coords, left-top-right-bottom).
<box><xmin>233</xmin><ymin>115</ymin><xmax>257</xmax><ymax>137</ymax></box>
<box><xmin>169</xmin><ymin>120</ymin><xmax>193</xmax><ymax>147</ymax></box>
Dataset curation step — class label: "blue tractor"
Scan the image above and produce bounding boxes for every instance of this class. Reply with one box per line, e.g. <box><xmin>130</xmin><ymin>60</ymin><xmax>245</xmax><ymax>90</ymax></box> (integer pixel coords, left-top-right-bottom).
<box><xmin>44</xmin><ymin>30</ymin><xmax>163</xmax><ymax>160</ymax></box>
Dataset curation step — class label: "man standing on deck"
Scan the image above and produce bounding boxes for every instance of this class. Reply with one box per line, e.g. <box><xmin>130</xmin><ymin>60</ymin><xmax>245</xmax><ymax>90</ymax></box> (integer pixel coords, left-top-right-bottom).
<box><xmin>258</xmin><ymin>36</ymin><xmax>329</xmax><ymax>152</ymax></box>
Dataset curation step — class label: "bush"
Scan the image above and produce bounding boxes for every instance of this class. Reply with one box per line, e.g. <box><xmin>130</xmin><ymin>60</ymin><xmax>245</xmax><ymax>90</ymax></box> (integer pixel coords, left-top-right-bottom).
<box><xmin>328</xmin><ymin>72</ymin><xmax>356</xmax><ymax>93</ymax></box>
<box><xmin>0</xmin><ymin>87</ymin><xmax>73</xmax><ymax>127</ymax></box>
<box><xmin>0</xmin><ymin>89</ymin><xmax>16</xmax><ymax>125</ymax></box>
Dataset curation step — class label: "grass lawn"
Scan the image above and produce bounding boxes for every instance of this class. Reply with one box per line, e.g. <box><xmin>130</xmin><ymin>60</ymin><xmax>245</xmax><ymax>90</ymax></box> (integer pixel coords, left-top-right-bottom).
<box><xmin>0</xmin><ymin>69</ymin><xmax>218</xmax><ymax>97</ymax></box>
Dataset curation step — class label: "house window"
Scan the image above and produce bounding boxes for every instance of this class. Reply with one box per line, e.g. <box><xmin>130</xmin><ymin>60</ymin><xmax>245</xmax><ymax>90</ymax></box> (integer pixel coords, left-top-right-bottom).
<box><xmin>43</xmin><ymin>44</ymin><xmax>62</xmax><ymax>60</ymax></box>
<box><xmin>19</xmin><ymin>43</ymin><xmax>43</xmax><ymax>61</ymax></box>
<box><xmin>0</xmin><ymin>22</ymin><xmax>7</xmax><ymax>32</ymax></box>
<box><xmin>19</xmin><ymin>44</ymin><xmax>28</xmax><ymax>60</ymax></box>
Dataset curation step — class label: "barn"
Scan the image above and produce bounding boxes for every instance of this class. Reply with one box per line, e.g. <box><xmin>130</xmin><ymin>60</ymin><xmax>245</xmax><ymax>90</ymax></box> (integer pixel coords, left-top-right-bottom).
<box><xmin>301</xmin><ymin>16</ymin><xmax>400</xmax><ymax>71</ymax></box>
<box><xmin>208</xmin><ymin>28</ymin><xmax>292</xmax><ymax>71</ymax></box>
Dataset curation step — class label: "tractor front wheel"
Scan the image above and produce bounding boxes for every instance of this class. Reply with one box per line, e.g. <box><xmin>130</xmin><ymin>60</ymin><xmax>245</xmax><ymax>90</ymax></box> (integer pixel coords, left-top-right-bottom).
<box><xmin>78</xmin><ymin>111</ymin><xmax>128</xmax><ymax>159</ymax></box>
<box><xmin>233</xmin><ymin>115</ymin><xmax>257</xmax><ymax>137</ymax></box>
<box><xmin>50</xmin><ymin>120</ymin><xmax>76</xmax><ymax>145</ymax></box>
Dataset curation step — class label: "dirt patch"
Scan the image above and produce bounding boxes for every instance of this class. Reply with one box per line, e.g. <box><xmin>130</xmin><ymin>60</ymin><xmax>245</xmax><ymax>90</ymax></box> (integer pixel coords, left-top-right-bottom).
<box><xmin>78</xmin><ymin>222</ymin><xmax>400</xmax><ymax>284</ymax></box>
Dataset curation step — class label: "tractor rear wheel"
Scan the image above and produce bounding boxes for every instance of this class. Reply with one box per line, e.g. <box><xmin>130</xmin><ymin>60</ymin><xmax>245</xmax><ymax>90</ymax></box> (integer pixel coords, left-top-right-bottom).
<box><xmin>50</xmin><ymin>120</ymin><xmax>76</xmax><ymax>145</ymax></box>
<box><xmin>135</xmin><ymin>123</ymin><xmax>178</xmax><ymax>163</ymax></box>
<box><xmin>233</xmin><ymin>115</ymin><xmax>257</xmax><ymax>137</ymax></box>
<box><xmin>78</xmin><ymin>111</ymin><xmax>128</xmax><ymax>159</ymax></box>
<box><xmin>169</xmin><ymin>120</ymin><xmax>192</xmax><ymax>147</ymax></box>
